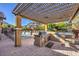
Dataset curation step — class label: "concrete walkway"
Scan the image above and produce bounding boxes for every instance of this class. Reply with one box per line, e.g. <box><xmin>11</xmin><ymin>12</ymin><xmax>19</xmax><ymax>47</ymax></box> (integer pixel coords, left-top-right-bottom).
<box><xmin>0</xmin><ymin>36</ymin><xmax>79</xmax><ymax>56</ymax></box>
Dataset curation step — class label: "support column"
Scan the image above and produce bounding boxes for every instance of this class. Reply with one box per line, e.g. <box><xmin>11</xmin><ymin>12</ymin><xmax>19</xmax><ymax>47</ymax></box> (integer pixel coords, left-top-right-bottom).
<box><xmin>45</xmin><ymin>24</ymin><xmax>48</xmax><ymax>32</ymax></box>
<box><xmin>0</xmin><ymin>20</ymin><xmax>3</xmax><ymax>40</ymax></box>
<box><xmin>0</xmin><ymin>22</ymin><xmax>1</xmax><ymax>28</ymax></box>
<box><xmin>0</xmin><ymin>20</ymin><xmax>3</xmax><ymax>28</ymax></box>
<box><xmin>15</xmin><ymin>15</ymin><xmax>22</xmax><ymax>47</ymax></box>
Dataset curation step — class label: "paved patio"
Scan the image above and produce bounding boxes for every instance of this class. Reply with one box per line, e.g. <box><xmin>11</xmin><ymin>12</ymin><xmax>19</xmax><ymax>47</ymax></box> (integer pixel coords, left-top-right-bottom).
<box><xmin>0</xmin><ymin>36</ymin><xmax>79</xmax><ymax>56</ymax></box>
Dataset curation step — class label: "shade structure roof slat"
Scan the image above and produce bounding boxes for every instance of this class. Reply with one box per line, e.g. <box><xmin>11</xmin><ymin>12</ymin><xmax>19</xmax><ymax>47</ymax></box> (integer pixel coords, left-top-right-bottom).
<box><xmin>45</xmin><ymin>6</ymin><xmax>76</xmax><ymax>19</ymax></box>
<box><xmin>13</xmin><ymin>3</ymin><xmax>33</xmax><ymax>15</ymax></box>
<box><xmin>37</xmin><ymin>4</ymin><xmax>67</xmax><ymax>14</ymax></box>
<box><xmin>40</xmin><ymin>4</ymin><xmax>74</xmax><ymax>15</ymax></box>
<box><xmin>21</xmin><ymin>4</ymin><xmax>75</xmax><ymax>19</ymax></box>
<box><xmin>13</xmin><ymin>3</ymin><xmax>79</xmax><ymax>24</ymax></box>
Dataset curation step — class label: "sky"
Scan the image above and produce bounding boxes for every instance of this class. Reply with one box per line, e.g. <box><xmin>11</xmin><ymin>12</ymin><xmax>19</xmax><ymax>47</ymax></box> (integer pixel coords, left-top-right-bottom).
<box><xmin>0</xmin><ymin>3</ymin><xmax>32</xmax><ymax>26</ymax></box>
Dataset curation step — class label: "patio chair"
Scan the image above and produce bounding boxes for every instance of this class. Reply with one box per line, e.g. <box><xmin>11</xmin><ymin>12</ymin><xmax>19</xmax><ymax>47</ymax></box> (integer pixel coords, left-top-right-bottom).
<box><xmin>47</xmin><ymin>32</ymin><xmax>74</xmax><ymax>47</ymax></box>
<box><xmin>47</xmin><ymin>32</ymin><xmax>79</xmax><ymax>51</ymax></box>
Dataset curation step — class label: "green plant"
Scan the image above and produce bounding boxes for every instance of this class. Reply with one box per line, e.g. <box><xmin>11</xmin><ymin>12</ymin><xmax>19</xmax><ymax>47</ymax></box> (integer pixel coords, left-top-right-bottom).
<box><xmin>35</xmin><ymin>25</ymin><xmax>45</xmax><ymax>30</ymax></box>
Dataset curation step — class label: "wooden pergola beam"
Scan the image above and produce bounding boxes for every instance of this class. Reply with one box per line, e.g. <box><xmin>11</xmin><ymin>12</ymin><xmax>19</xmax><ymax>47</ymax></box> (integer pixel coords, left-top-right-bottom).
<box><xmin>69</xmin><ymin>5</ymin><xmax>79</xmax><ymax>22</ymax></box>
<box><xmin>15</xmin><ymin>15</ymin><xmax>22</xmax><ymax>47</ymax></box>
<box><xmin>21</xmin><ymin>15</ymin><xmax>47</xmax><ymax>24</ymax></box>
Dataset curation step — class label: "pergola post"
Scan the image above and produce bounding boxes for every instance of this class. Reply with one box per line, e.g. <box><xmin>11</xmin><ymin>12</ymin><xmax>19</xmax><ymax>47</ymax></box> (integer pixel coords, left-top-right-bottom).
<box><xmin>15</xmin><ymin>15</ymin><xmax>22</xmax><ymax>47</ymax></box>
<box><xmin>45</xmin><ymin>24</ymin><xmax>48</xmax><ymax>32</ymax></box>
<box><xmin>0</xmin><ymin>20</ymin><xmax>3</xmax><ymax>28</ymax></box>
<box><xmin>0</xmin><ymin>22</ymin><xmax>2</xmax><ymax>28</ymax></box>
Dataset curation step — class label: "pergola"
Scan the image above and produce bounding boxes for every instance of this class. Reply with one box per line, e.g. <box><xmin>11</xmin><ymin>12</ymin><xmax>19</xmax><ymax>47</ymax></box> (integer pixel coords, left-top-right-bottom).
<box><xmin>12</xmin><ymin>3</ymin><xmax>79</xmax><ymax>47</ymax></box>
